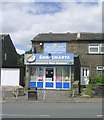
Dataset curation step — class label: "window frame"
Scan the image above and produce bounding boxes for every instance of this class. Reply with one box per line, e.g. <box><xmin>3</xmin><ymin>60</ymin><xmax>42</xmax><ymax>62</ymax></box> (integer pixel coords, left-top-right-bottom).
<box><xmin>96</xmin><ymin>66</ymin><xmax>104</xmax><ymax>71</ymax></box>
<box><xmin>96</xmin><ymin>66</ymin><xmax>104</xmax><ymax>76</ymax></box>
<box><xmin>100</xmin><ymin>44</ymin><xmax>104</xmax><ymax>54</ymax></box>
<box><xmin>88</xmin><ymin>44</ymin><xmax>99</xmax><ymax>54</ymax></box>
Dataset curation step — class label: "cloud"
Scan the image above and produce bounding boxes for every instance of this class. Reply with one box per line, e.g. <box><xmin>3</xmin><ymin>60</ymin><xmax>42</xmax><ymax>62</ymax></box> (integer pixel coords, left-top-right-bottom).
<box><xmin>1</xmin><ymin>0</ymin><xmax>103</xmax><ymax>2</ymax></box>
<box><xmin>1</xmin><ymin>1</ymin><xmax>102</xmax><ymax>52</ymax></box>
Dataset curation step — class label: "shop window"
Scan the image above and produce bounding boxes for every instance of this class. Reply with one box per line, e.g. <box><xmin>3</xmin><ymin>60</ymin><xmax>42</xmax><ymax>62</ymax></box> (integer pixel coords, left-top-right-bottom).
<box><xmin>30</xmin><ymin>67</ymin><xmax>37</xmax><ymax>82</ymax></box>
<box><xmin>56</xmin><ymin>67</ymin><xmax>62</xmax><ymax>82</ymax></box>
<box><xmin>37</xmin><ymin>67</ymin><xmax>44</xmax><ymax>81</ymax></box>
<box><xmin>63</xmin><ymin>67</ymin><xmax>70</xmax><ymax>82</ymax></box>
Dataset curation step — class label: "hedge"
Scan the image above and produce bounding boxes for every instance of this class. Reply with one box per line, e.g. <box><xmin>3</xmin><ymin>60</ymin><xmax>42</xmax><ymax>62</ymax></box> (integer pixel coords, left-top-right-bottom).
<box><xmin>89</xmin><ymin>75</ymin><xmax>104</xmax><ymax>84</ymax></box>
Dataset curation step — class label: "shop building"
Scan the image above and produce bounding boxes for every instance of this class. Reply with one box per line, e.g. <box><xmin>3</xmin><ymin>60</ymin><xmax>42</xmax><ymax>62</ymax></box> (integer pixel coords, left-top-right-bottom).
<box><xmin>25</xmin><ymin>43</ymin><xmax>74</xmax><ymax>89</ymax></box>
<box><xmin>24</xmin><ymin>32</ymin><xmax>104</xmax><ymax>89</ymax></box>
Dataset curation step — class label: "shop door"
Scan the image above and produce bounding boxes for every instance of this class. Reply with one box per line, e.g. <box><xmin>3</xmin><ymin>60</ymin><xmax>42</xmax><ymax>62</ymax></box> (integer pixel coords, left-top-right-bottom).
<box><xmin>81</xmin><ymin>67</ymin><xmax>89</xmax><ymax>85</ymax></box>
<box><xmin>45</xmin><ymin>68</ymin><xmax>55</xmax><ymax>89</ymax></box>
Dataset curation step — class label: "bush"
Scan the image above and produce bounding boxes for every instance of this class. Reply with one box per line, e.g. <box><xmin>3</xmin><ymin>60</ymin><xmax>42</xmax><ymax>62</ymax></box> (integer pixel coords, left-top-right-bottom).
<box><xmin>89</xmin><ymin>75</ymin><xmax>104</xmax><ymax>85</ymax></box>
<box><xmin>85</xmin><ymin>85</ymin><xmax>92</xmax><ymax>96</ymax></box>
<box><xmin>69</xmin><ymin>89</ymin><xmax>73</xmax><ymax>97</ymax></box>
<box><xmin>23</xmin><ymin>87</ymin><xmax>28</xmax><ymax>91</ymax></box>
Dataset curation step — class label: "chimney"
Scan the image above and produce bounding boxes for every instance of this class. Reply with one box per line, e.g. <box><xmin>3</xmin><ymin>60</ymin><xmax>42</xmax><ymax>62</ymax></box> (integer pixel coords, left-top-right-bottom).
<box><xmin>77</xmin><ymin>32</ymin><xmax>80</xmax><ymax>39</ymax></box>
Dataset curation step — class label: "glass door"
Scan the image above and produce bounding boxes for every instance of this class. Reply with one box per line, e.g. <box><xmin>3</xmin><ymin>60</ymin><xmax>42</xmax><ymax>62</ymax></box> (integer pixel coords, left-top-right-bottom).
<box><xmin>45</xmin><ymin>68</ymin><xmax>55</xmax><ymax>89</ymax></box>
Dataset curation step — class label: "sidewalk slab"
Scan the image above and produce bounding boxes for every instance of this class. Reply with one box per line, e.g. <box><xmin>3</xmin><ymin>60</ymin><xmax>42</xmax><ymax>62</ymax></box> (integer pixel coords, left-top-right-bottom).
<box><xmin>2</xmin><ymin>97</ymin><xmax>103</xmax><ymax>103</ymax></box>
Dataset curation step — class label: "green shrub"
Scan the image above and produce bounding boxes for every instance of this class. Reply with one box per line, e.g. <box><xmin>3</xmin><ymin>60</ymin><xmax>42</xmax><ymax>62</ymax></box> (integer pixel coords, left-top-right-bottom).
<box><xmin>85</xmin><ymin>85</ymin><xmax>92</xmax><ymax>96</ymax></box>
<box><xmin>23</xmin><ymin>87</ymin><xmax>28</xmax><ymax>91</ymax></box>
<box><xmin>89</xmin><ymin>75</ymin><xmax>104</xmax><ymax>84</ymax></box>
<box><xmin>69</xmin><ymin>89</ymin><xmax>73</xmax><ymax>97</ymax></box>
<box><xmin>79</xmin><ymin>87</ymin><xmax>83</xmax><ymax>96</ymax></box>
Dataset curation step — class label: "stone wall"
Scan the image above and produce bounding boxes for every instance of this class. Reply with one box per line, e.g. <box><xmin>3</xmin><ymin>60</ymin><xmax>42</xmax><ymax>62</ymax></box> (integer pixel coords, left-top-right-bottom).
<box><xmin>92</xmin><ymin>84</ymin><xmax>104</xmax><ymax>97</ymax></box>
<box><xmin>37</xmin><ymin>89</ymin><xmax>70</xmax><ymax>101</ymax></box>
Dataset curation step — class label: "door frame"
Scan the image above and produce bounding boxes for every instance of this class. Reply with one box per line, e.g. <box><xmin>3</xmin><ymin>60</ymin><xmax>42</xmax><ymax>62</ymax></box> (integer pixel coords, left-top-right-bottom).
<box><xmin>44</xmin><ymin>67</ymin><xmax>55</xmax><ymax>89</ymax></box>
<box><xmin>80</xmin><ymin>67</ymin><xmax>90</xmax><ymax>85</ymax></box>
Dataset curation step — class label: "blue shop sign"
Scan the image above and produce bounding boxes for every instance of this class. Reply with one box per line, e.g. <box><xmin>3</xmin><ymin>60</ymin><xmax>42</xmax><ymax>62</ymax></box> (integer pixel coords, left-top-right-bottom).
<box><xmin>24</xmin><ymin>53</ymin><xmax>74</xmax><ymax>65</ymax></box>
<box><xmin>44</xmin><ymin>43</ymin><xmax>66</xmax><ymax>54</ymax></box>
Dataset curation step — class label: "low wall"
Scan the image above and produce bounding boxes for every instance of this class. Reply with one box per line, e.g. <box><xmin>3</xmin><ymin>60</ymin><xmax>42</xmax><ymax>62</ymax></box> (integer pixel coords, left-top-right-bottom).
<box><xmin>37</xmin><ymin>89</ymin><xmax>70</xmax><ymax>101</ymax></box>
<box><xmin>92</xmin><ymin>84</ymin><xmax>104</xmax><ymax>97</ymax></box>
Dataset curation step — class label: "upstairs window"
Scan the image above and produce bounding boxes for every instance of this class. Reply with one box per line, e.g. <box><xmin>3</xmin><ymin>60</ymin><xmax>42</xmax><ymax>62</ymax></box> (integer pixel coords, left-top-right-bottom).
<box><xmin>100</xmin><ymin>44</ymin><xmax>104</xmax><ymax>54</ymax></box>
<box><xmin>89</xmin><ymin>44</ymin><xmax>99</xmax><ymax>54</ymax></box>
<box><xmin>88</xmin><ymin>44</ymin><xmax>104</xmax><ymax>54</ymax></box>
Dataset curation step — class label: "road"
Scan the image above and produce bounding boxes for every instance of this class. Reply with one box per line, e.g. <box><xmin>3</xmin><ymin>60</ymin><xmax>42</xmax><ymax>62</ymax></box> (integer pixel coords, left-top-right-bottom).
<box><xmin>1</xmin><ymin>101</ymin><xmax>102</xmax><ymax>118</ymax></box>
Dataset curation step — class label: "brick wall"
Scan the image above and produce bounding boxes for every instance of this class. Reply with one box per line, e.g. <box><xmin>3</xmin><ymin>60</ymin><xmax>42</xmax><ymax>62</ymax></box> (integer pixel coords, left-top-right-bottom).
<box><xmin>32</xmin><ymin>41</ymin><xmax>103</xmax><ymax>79</ymax></box>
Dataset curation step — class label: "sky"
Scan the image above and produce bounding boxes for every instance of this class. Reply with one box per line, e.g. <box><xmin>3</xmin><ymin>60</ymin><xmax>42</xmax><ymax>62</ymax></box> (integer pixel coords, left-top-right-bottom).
<box><xmin>0</xmin><ymin>0</ymin><xmax>103</xmax><ymax>54</ymax></box>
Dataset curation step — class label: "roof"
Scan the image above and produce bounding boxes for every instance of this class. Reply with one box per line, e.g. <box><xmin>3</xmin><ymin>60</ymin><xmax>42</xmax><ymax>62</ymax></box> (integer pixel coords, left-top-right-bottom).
<box><xmin>0</xmin><ymin>34</ymin><xmax>9</xmax><ymax>37</ymax></box>
<box><xmin>32</xmin><ymin>32</ymin><xmax>103</xmax><ymax>42</ymax></box>
<box><xmin>0</xmin><ymin>34</ymin><xmax>19</xmax><ymax>68</ymax></box>
<box><xmin>0</xmin><ymin>34</ymin><xmax>9</xmax><ymax>42</ymax></box>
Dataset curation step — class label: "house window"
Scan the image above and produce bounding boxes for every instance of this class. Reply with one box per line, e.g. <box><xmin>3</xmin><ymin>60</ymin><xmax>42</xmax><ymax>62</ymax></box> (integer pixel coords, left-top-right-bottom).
<box><xmin>88</xmin><ymin>44</ymin><xmax>104</xmax><ymax>54</ymax></box>
<box><xmin>89</xmin><ymin>44</ymin><xmax>99</xmax><ymax>54</ymax></box>
<box><xmin>100</xmin><ymin>44</ymin><xmax>104</xmax><ymax>54</ymax></box>
<box><xmin>96</xmin><ymin>66</ymin><xmax>104</xmax><ymax>75</ymax></box>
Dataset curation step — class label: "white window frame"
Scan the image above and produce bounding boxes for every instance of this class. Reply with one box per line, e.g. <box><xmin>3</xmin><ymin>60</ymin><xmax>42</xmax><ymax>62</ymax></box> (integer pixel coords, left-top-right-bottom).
<box><xmin>88</xmin><ymin>44</ymin><xmax>99</xmax><ymax>54</ymax></box>
<box><xmin>96</xmin><ymin>66</ymin><xmax>104</xmax><ymax>75</ymax></box>
<box><xmin>96</xmin><ymin>66</ymin><xmax>104</xmax><ymax>71</ymax></box>
<box><xmin>100</xmin><ymin>44</ymin><xmax>104</xmax><ymax>54</ymax></box>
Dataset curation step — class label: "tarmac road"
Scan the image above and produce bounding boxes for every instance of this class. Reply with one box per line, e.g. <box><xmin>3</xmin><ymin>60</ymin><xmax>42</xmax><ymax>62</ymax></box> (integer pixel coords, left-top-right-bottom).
<box><xmin>1</xmin><ymin>101</ymin><xmax>102</xmax><ymax>118</ymax></box>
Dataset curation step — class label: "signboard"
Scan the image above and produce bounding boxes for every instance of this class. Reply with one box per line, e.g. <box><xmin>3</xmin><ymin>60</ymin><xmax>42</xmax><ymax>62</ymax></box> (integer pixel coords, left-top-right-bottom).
<box><xmin>1</xmin><ymin>68</ymin><xmax>20</xmax><ymax>86</ymax></box>
<box><xmin>44</xmin><ymin>43</ymin><xmax>66</xmax><ymax>54</ymax></box>
<box><xmin>24</xmin><ymin>53</ymin><xmax>74</xmax><ymax>65</ymax></box>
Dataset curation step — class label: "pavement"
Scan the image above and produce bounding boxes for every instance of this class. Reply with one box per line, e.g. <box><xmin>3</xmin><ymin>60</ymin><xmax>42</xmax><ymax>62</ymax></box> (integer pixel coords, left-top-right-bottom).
<box><xmin>1</xmin><ymin>95</ymin><xmax>103</xmax><ymax>103</ymax></box>
<box><xmin>0</xmin><ymin>87</ymin><xmax>103</xmax><ymax>103</ymax></box>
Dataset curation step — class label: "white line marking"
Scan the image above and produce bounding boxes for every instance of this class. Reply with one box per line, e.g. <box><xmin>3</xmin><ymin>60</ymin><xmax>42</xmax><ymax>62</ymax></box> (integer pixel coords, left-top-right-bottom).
<box><xmin>1</xmin><ymin>113</ymin><xmax>50</xmax><ymax>117</ymax></box>
<box><xmin>97</xmin><ymin>115</ymin><xmax>104</xmax><ymax>118</ymax></box>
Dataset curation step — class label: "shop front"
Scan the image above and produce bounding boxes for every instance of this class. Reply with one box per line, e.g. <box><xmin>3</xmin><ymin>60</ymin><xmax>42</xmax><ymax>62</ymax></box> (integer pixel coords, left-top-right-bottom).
<box><xmin>24</xmin><ymin>53</ymin><xmax>74</xmax><ymax>89</ymax></box>
<box><xmin>24</xmin><ymin>42</ymin><xmax>74</xmax><ymax>89</ymax></box>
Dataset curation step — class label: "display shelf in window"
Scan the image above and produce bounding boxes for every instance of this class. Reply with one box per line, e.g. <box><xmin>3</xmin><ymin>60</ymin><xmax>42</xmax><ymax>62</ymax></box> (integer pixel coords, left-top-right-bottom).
<box><xmin>56</xmin><ymin>67</ymin><xmax>62</xmax><ymax>82</ymax></box>
<box><xmin>30</xmin><ymin>67</ymin><xmax>37</xmax><ymax>82</ymax></box>
<box><xmin>63</xmin><ymin>67</ymin><xmax>70</xmax><ymax>82</ymax></box>
<box><xmin>37</xmin><ymin>67</ymin><xmax>44</xmax><ymax>81</ymax></box>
